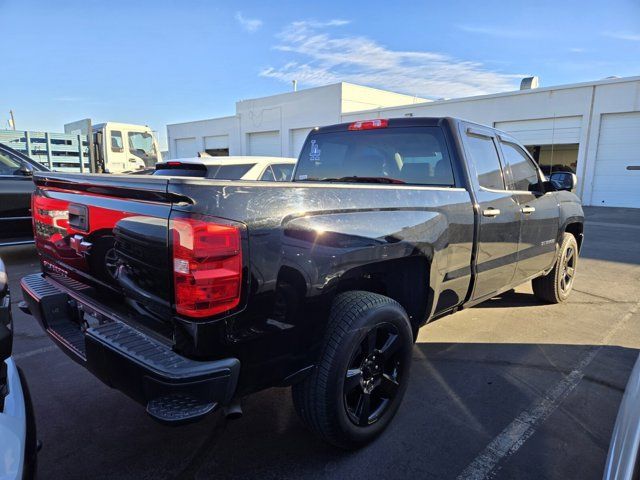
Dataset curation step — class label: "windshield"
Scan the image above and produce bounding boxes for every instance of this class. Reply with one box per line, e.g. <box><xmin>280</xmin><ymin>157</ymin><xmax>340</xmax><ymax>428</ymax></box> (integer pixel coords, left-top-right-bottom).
<box><xmin>294</xmin><ymin>126</ymin><xmax>455</xmax><ymax>186</ymax></box>
<box><xmin>128</xmin><ymin>131</ymin><xmax>158</xmax><ymax>168</ymax></box>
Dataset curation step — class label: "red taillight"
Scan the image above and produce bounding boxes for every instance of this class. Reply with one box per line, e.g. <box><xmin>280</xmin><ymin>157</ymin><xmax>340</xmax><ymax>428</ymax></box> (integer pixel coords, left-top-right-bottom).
<box><xmin>166</xmin><ymin>161</ymin><xmax>182</xmax><ymax>167</ymax></box>
<box><xmin>171</xmin><ymin>218</ymin><xmax>242</xmax><ymax>318</ymax></box>
<box><xmin>348</xmin><ymin>119</ymin><xmax>388</xmax><ymax>131</ymax></box>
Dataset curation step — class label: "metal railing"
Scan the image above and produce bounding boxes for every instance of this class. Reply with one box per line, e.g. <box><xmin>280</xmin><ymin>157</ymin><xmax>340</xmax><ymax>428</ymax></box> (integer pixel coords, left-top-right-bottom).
<box><xmin>0</xmin><ymin>129</ymin><xmax>91</xmax><ymax>172</ymax></box>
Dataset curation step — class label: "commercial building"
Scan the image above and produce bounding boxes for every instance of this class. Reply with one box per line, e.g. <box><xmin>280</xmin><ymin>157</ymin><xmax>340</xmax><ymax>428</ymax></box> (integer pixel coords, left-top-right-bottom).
<box><xmin>167</xmin><ymin>76</ymin><xmax>640</xmax><ymax>208</ymax></box>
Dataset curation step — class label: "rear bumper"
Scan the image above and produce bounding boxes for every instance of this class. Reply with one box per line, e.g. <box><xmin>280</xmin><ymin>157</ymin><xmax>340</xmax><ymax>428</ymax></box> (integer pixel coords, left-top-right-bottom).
<box><xmin>20</xmin><ymin>273</ymin><xmax>240</xmax><ymax>424</ymax></box>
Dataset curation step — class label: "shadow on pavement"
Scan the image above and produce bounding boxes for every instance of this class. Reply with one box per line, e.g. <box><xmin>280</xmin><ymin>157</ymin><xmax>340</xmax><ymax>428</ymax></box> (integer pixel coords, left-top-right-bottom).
<box><xmin>22</xmin><ymin>338</ymin><xmax>635</xmax><ymax>480</ymax></box>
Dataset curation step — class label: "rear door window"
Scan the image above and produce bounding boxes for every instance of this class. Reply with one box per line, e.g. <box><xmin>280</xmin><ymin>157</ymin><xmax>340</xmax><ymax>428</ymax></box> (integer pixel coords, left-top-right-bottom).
<box><xmin>464</xmin><ymin>133</ymin><xmax>505</xmax><ymax>190</ymax></box>
<box><xmin>295</xmin><ymin>127</ymin><xmax>454</xmax><ymax>186</ymax></box>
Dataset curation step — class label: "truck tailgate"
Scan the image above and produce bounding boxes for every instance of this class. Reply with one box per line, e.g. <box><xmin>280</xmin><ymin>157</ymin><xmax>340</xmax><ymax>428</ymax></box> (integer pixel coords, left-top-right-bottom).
<box><xmin>32</xmin><ymin>172</ymin><xmax>176</xmax><ymax>329</ymax></box>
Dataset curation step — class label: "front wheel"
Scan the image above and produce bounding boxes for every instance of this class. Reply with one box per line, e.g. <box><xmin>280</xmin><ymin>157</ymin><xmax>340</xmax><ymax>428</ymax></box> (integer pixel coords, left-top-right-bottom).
<box><xmin>532</xmin><ymin>232</ymin><xmax>579</xmax><ymax>303</ymax></box>
<box><xmin>292</xmin><ymin>291</ymin><xmax>413</xmax><ymax>449</ymax></box>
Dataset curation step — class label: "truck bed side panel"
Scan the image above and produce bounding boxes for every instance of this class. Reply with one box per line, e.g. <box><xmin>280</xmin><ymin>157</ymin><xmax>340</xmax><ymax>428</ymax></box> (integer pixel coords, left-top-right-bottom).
<box><xmin>168</xmin><ymin>180</ymin><xmax>474</xmax><ymax>391</ymax></box>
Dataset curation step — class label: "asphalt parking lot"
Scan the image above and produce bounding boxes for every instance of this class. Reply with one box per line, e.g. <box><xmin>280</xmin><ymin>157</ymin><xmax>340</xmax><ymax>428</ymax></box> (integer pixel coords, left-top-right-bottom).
<box><xmin>3</xmin><ymin>206</ymin><xmax>640</xmax><ymax>480</ymax></box>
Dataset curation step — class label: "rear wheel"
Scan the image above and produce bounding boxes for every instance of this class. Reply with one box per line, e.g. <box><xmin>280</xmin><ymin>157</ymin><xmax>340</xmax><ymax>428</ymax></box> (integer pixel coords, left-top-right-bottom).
<box><xmin>532</xmin><ymin>232</ymin><xmax>578</xmax><ymax>303</ymax></box>
<box><xmin>292</xmin><ymin>291</ymin><xmax>413</xmax><ymax>449</ymax></box>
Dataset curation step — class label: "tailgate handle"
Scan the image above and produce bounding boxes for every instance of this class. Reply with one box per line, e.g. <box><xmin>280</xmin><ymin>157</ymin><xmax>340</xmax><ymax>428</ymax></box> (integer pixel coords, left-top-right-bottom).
<box><xmin>68</xmin><ymin>204</ymin><xmax>89</xmax><ymax>231</ymax></box>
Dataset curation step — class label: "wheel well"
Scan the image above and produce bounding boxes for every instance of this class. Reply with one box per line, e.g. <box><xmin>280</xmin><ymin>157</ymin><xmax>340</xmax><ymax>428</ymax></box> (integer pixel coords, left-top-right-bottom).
<box><xmin>334</xmin><ymin>257</ymin><xmax>430</xmax><ymax>334</ymax></box>
<box><xmin>276</xmin><ymin>265</ymin><xmax>307</xmax><ymax>296</ymax></box>
<box><xmin>565</xmin><ymin>222</ymin><xmax>584</xmax><ymax>251</ymax></box>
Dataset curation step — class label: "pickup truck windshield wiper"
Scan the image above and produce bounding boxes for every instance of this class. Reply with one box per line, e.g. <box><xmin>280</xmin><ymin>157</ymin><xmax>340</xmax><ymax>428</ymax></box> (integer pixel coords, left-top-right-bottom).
<box><xmin>298</xmin><ymin>176</ymin><xmax>406</xmax><ymax>185</ymax></box>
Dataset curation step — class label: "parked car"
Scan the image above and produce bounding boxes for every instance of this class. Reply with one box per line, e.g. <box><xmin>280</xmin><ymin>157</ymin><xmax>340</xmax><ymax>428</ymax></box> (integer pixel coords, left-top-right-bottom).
<box><xmin>1</xmin><ymin>256</ymin><xmax>38</xmax><ymax>479</ymax></box>
<box><xmin>0</xmin><ymin>143</ymin><xmax>49</xmax><ymax>246</ymax></box>
<box><xmin>20</xmin><ymin>117</ymin><xmax>583</xmax><ymax>449</ymax></box>
<box><xmin>603</xmin><ymin>353</ymin><xmax>640</xmax><ymax>480</ymax></box>
<box><xmin>152</xmin><ymin>156</ymin><xmax>297</xmax><ymax>181</ymax></box>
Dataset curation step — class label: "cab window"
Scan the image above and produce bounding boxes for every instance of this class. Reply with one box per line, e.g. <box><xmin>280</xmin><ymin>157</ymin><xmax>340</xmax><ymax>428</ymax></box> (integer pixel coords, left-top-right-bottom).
<box><xmin>111</xmin><ymin>131</ymin><xmax>124</xmax><ymax>152</ymax></box>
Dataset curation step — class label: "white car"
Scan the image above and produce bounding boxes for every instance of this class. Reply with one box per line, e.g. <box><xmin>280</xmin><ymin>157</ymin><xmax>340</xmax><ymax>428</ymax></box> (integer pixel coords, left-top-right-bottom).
<box><xmin>152</xmin><ymin>156</ymin><xmax>297</xmax><ymax>181</ymax></box>
<box><xmin>1</xmin><ymin>257</ymin><xmax>37</xmax><ymax>479</ymax></box>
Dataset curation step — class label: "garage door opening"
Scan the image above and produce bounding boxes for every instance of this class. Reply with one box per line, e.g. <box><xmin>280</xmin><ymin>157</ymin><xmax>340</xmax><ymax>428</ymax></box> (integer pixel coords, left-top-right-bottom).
<box><xmin>204</xmin><ymin>135</ymin><xmax>229</xmax><ymax>157</ymax></box>
<box><xmin>526</xmin><ymin>144</ymin><xmax>579</xmax><ymax>176</ymax></box>
<box><xmin>203</xmin><ymin>148</ymin><xmax>229</xmax><ymax>157</ymax></box>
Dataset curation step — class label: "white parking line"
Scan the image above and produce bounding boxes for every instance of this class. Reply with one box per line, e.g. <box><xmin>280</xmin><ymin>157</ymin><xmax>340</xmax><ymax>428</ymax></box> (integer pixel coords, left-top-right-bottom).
<box><xmin>456</xmin><ymin>302</ymin><xmax>639</xmax><ymax>480</ymax></box>
<box><xmin>13</xmin><ymin>345</ymin><xmax>57</xmax><ymax>360</ymax></box>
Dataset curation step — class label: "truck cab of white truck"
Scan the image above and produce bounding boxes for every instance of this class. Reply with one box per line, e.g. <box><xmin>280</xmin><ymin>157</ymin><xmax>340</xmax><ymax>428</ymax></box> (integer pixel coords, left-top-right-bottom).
<box><xmin>93</xmin><ymin>122</ymin><xmax>160</xmax><ymax>173</ymax></box>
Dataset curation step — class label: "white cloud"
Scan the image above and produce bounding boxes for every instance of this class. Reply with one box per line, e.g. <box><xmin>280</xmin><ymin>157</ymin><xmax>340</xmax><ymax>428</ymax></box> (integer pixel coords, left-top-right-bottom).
<box><xmin>235</xmin><ymin>12</ymin><xmax>263</xmax><ymax>33</ymax></box>
<box><xmin>261</xmin><ymin>20</ymin><xmax>522</xmax><ymax>99</ymax></box>
<box><xmin>603</xmin><ymin>31</ymin><xmax>640</xmax><ymax>41</ymax></box>
<box><xmin>457</xmin><ymin>24</ymin><xmax>538</xmax><ymax>39</ymax></box>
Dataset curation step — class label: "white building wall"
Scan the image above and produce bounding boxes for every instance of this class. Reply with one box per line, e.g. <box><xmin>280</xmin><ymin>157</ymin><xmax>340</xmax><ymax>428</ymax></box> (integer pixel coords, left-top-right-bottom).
<box><xmin>167</xmin><ymin>83</ymin><xmax>430</xmax><ymax>159</ymax></box>
<box><xmin>166</xmin><ymin>115</ymin><xmax>239</xmax><ymax>159</ymax></box>
<box><xmin>165</xmin><ymin>76</ymin><xmax>640</xmax><ymax>207</ymax></box>
<box><xmin>340</xmin><ymin>83</ymin><xmax>429</xmax><ymax>113</ymax></box>
<box><xmin>578</xmin><ymin>80</ymin><xmax>640</xmax><ymax>206</ymax></box>
<box><xmin>236</xmin><ymin>84</ymin><xmax>343</xmax><ymax>157</ymax></box>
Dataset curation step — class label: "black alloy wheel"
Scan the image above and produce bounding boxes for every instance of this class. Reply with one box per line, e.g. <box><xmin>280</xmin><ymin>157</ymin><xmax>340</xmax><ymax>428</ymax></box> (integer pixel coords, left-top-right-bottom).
<box><xmin>343</xmin><ymin>323</ymin><xmax>404</xmax><ymax>426</ymax></box>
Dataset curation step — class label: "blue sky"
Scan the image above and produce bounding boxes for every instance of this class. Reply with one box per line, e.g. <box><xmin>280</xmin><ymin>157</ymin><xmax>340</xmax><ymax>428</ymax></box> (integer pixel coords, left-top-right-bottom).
<box><xmin>1</xmin><ymin>0</ymin><xmax>639</xmax><ymax>149</ymax></box>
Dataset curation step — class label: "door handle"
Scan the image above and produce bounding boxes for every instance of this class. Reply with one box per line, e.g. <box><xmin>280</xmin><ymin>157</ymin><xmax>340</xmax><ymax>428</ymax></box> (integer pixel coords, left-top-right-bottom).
<box><xmin>521</xmin><ymin>206</ymin><xmax>536</xmax><ymax>214</ymax></box>
<box><xmin>482</xmin><ymin>208</ymin><xmax>501</xmax><ymax>217</ymax></box>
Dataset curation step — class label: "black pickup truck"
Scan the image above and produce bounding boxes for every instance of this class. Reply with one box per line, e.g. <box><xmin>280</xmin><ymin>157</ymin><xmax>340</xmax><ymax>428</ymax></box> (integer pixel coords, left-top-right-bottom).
<box><xmin>21</xmin><ymin>117</ymin><xmax>583</xmax><ymax>448</ymax></box>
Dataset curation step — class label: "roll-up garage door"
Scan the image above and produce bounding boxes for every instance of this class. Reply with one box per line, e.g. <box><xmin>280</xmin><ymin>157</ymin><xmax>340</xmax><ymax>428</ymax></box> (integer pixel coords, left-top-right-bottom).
<box><xmin>204</xmin><ymin>135</ymin><xmax>229</xmax><ymax>150</ymax></box>
<box><xmin>247</xmin><ymin>131</ymin><xmax>281</xmax><ymax>156</ymax></box>
<box><xmin>495</xmin><ymin>116</ymin><xmax>582</xmax><ymax>145</ymax></box>
<box><xmin>204</xmin><ymin>135</ymin><xmax>229</xmax><ymax>156</ymax></box>
<box><xmin>175</xmin><ymin>138</ymin><xmax>197</xmax><ymax>158</ymax></box>
<box><xmin>590</xmin><ymin>112</ymin><xmax>640</xmax><ymax>208</ymax></box>
<box><xmin>290</xmin><ymin>128</ymin><xmax>312</xmax><ymax>157</ymax></box>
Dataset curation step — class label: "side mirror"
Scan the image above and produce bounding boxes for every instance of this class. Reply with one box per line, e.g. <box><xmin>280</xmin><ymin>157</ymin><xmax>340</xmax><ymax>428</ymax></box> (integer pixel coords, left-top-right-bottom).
<box><xmin>18</xmin><ymin>164</ymin><xmax>33</xmax><ymax>177</ymax></box>
<box><xmin>549</xmin><ymin>171</ymin><xmax>577</xmax><ymax>191</ymax></box>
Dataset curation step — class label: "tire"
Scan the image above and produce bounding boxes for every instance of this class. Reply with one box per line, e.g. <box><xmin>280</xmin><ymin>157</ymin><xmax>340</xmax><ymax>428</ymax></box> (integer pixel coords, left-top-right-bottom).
<box><xmin>292</xmin><ymin>291</ymin><xmax>413</xmax><ymax>449</ymax></box>
<box><xmin>532</xmin><ymin>232</ymin><xmax>578</xmax><ymax>303</ymax></box>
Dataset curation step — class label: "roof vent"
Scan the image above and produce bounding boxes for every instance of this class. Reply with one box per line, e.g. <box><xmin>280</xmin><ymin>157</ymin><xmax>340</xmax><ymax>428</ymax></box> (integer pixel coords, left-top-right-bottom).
<box><xmin>520</xmin><ymin>76</ymin><xmax>540</xmax><ymax>90</ymax></box>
